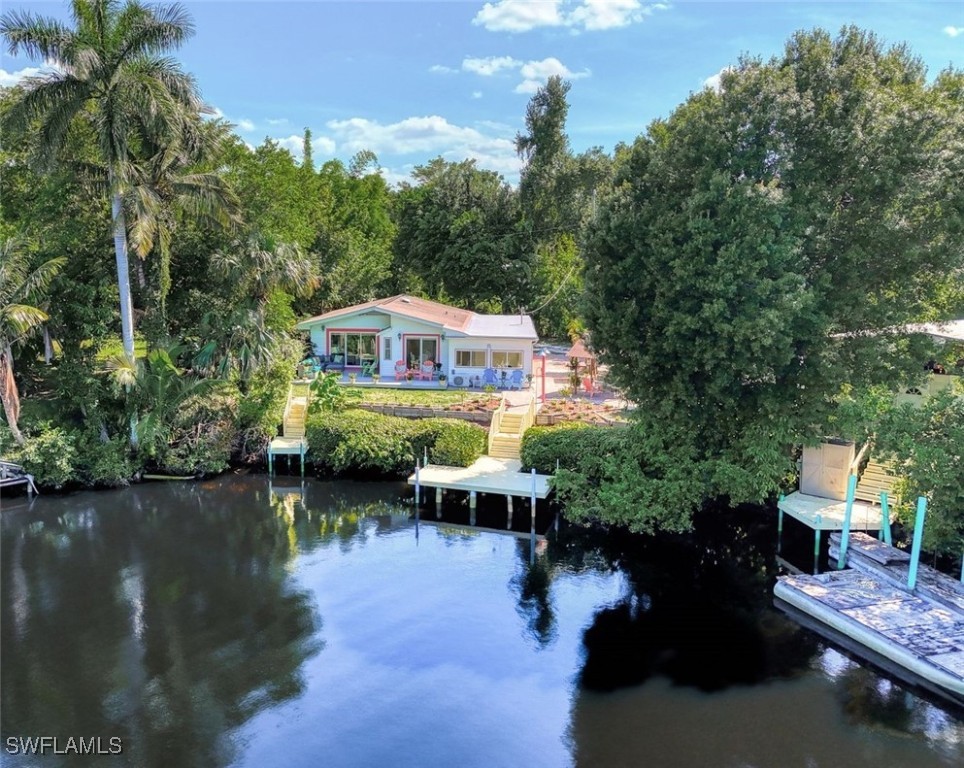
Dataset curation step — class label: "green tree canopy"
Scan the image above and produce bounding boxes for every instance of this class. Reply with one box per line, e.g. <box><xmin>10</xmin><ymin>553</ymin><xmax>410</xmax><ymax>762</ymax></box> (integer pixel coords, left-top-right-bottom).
<box><xmin>581</xmin><ymin>27</ymin><xmax>964</xmax><ymax>531</ymax></box>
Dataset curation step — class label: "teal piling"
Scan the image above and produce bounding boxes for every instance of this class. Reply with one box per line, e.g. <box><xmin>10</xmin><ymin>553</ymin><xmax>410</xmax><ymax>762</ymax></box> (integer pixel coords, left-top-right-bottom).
<box><xmin>423</xmin><ymin>445</ymin><xmax>428</xmax><ymax>467</ymax></box>
<box><xmin>907</xmin><ymin>496</ymin><xmax>927</xmax><ymax>591</ymax></box>
<box><xmin>880</xmin><ymin>492</ymin><xmax>892</xmax><ymax>545</ymax></box>
<box><xmin>837</xmin><ymin>474</ymin><xmax>857</xmax><ymax>570</ymax></box>
<box><xmin>777</xmin><ymin>493</ymin><xmax>785</xmax><ymax>554</ymax></box>
<box><xmin>268</xmin><ymin>448</ymin><xmax>274</xmax><ymax>477</ymax></box>
<box><xmin>813</xmin><ymin>514</ymin><xmax>823</xmax><ymax>574</ymax></box>
<box><xmin>300</xmin><ymin>442</ymin><xmax>305</xmax><ymax>478</ymax></box>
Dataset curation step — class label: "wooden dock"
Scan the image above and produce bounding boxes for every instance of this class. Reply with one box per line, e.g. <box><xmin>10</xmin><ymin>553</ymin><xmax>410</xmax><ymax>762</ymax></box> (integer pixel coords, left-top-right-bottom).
<box><xmin>775</xmin><ymin>533</ymin><xmax>964</xmax><ymax>706</ymax></box>
<box><xmin>407</xmin><ymin>457</ymin><xmax>551</xmax><ymax>499</ymax></box>
<box><xmin>778</xmin><ymin>490</ymin><xmax>889</xmax><ymax>531</ymax></box>
<box><xmin>0</xmin><ymin>461</ymin><xmax>37</xmax><ymax>497</ymax></box>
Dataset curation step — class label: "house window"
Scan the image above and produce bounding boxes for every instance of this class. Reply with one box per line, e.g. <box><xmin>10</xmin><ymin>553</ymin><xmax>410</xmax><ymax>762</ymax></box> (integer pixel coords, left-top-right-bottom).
<box><xmin>405</xmin><ymin>336</ymin><xmax>438</xmax><ymax>367</ymax></box>
<box><xmin>492</xmin><ymin>350</ymin><xmax>523</xmax><ymax>369</ymax></box>
<box><xmin>455</xmin><ymin>350</ymin><xmax>486</xmax><ymax>367</ymax></box>
<box><xmin>383</xmin><ymin>336</ymin><xmax>392</xmax><ymax>361</ymax></box>
<box><xmin>330</xmin><ymin>332</ymin><xmax>377</xmax><ymax>366</ymax></box>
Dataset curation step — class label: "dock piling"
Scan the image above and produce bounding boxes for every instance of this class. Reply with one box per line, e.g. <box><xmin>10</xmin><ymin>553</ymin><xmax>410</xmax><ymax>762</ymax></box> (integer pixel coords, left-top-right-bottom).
<box><xmin>777</xmin><ymin>493</ymin><xmax>785</xmax><ymax>554</ymax></box>
<box><xmin>813</xmin><ymin>514</ymin><xmax>823</xmax><ymax>574</ymax></box>
<box><xmin>415</xmin><ymin>463</ymin><xmax>421</xmax><ymax>507</ymax></box>
<box><xmin>880</xmin><ymin>491</ymin><xmax>892</xmax><ymax>545</ymax></box>
<box><xmin>907</xmin><ymin>496</ymin><xmax>927</xmax><ymax>591</ymax></box>
<box><xmin>506</xmin><ymin>495</ymin><xmax>513</xmax><ymax>529</ymax></box>
<box><xmin>837</xmin><ymin>474</ymin><xmax>858</xmax><ymax>570</ymax></box>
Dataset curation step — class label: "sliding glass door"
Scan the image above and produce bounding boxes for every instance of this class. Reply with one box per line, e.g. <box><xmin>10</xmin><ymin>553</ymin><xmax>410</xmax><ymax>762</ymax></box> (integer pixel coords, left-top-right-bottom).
<box><xmin>329</xmin><ymin>332</ymin><xmax>377</xmax><ymax>366</ymax></box>
<box><xmin>404</xmin><ymin>336</ymin><xmax>438</xmax><ymax>368</ymax></box>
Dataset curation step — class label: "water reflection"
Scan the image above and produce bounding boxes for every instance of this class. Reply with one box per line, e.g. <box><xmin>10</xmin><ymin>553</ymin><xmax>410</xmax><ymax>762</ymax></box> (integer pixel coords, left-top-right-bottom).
<box><xmin>2</xmin><ymin>480</ymin><xmax>962</xmax><ymax>767</ymax></box>
<box><xmin>2</xmin><ymin>478</ymin><xmax>326</xmax><ymax>767</ymax></box>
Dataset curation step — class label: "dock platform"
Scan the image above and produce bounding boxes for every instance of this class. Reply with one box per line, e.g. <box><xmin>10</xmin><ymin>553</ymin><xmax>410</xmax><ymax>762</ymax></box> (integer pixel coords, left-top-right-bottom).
<box><xmin>778</xmin><ymin>490</ymin><xmax>889</xmax><ymax>531</ymax></box>
<box><xmin>775</xmin><ymin>533</ymin><xmax>964</xmax><ymax>706</ymax></box>
<box><xmin>407</xmin><ymin>457</ymin><xmax>551</xmax><ymax>499</ymax></box>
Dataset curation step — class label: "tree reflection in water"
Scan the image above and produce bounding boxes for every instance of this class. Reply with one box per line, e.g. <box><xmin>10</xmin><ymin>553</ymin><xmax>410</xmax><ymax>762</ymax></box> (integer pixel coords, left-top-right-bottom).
<box><xmin>1</xmin><ymin>478</ymin><xmax>338</xmax><ymax>767</ymax></box>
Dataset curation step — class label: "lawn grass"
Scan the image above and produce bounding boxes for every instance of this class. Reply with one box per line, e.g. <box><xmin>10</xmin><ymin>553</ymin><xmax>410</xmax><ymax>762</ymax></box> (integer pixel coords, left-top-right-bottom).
<box><xmin>341</xmin><ymin>386</ymin><xmax>493</xmax><ymax>408</ymax></box>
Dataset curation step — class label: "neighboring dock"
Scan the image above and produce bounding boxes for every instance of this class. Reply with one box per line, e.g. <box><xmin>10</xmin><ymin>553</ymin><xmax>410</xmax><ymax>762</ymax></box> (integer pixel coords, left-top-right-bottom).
<box><xmin>775</xmin><ymin>532</ymin><xmax>964</xmax><ymax>707</ymax></box>
<box><xmin>0</xmin><ymin>460</ymin><xmax>38</xmax><ymax>497</ymax></box>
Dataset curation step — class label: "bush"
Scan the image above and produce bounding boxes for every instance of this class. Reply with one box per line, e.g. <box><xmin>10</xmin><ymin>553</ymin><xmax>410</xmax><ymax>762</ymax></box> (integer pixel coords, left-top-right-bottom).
<box><xmin>306</xmin><ymin>409</ymin><xmax>418</xmax><ymax>476</ymax></box>
<box><xmin>14</xmin><ymin>424</ymin><xmax>78</xmax><ymax>489</ymax></box>
<box><xmin>74</xmin><ymin>431</ymin><xmax>133</xmax><ymax>488</ymax></box>
<box><xmin>415</xmin><ymin>418</ymin><xmax>487</xmax><ymax>467</ymax></box>
<box><xmin>520</xmin><ymin>422</ymin><xmax>599</xmax><ymax>473</ymax></box>
<box><xmin>163</xmin><ymin>390</ymin><xmax>238</xmax><ymax>476</ymax></box>
<box><xmin>236</xmin><ymin>343</ymin><xmax>300</xmax><ymax>462</ymax></box>
<box><xmin>305</xmin><ymin>410</ymin><xmax>487</xmax><ymax>477</ymax></box>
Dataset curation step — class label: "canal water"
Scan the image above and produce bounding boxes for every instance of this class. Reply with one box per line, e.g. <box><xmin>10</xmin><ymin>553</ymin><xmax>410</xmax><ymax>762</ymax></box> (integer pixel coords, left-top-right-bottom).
<box><xmin>1</xmin><ymin>477</ymin><xmax>961</xmax><ymax>767</ymax></box>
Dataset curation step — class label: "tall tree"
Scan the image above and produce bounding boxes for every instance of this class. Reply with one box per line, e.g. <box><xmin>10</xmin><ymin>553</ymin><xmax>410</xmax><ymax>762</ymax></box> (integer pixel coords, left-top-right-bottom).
<box><xmin>581</xmin><ymin>27</ymin><xmax>964</xmax><ymax>531</ymax></box>
<box><xmin>2</xmin><ymin>0</ymin><xmax>205</xmax><ymax>371</ymax></box>
<box><xmin>0</xmin><ymin>239</ymin><xmax>64</xmax><ymax>444</ymax></box>
<box><xmin>392</xmin><ymin>158</ymin><xmax>532</xmax><ymax>313</ymax></box>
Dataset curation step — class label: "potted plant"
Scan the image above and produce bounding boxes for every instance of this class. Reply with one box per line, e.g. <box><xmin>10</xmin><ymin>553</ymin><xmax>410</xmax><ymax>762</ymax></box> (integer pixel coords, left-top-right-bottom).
<box><xmin>406</xmin><ymin>371</ymin><xmax>414</xmax><ymax>383</ymax></box>
<box><xmin>372</xmin><ymin>373</ymin><xmax>381</xmax><ymax>384</ymax></box>
<box><xmin>348</xmin><ymin>372</ymin><xmax>357</xmax><ymax>385</ymax></box>
<box><xmin>438</xmin><ymin>373</ymin><xmax>448</xmax><ymax>386</ymax></box>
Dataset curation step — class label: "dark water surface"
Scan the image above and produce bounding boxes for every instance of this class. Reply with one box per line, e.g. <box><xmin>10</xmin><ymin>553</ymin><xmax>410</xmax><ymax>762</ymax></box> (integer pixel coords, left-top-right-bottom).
<box><xmin>2</xmin><ymin>477</ymin><xmax>961</xmax><ymax>767</ymax></box>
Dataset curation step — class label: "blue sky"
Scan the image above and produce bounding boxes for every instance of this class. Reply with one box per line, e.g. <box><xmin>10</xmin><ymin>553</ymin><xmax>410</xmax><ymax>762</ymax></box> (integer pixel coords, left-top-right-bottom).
<box><xmin>2</xmin><ymin>1</ymin><xmax>962</xmax><ymax>184</ymax></box>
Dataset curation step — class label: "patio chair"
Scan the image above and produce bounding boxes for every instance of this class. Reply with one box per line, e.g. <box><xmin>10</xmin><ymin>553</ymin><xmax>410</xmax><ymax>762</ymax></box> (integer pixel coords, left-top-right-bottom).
<box><xmin>417</xmin><ymin>360</ymin><xmax>436</xmax><ymax>381</ymax></box>
<box><xmin>394</xmin><ymin>361</ymin><xmax>408</xmax><ymax>381</ymax></box>
<box><xmin>322</xmin><ymin>353</ymin><xmax>345</xmax><ymax>374</ymax></box>
<box><xmin>481</xmin><ymin>368</ymin><xmax>499</xmax><ymax>387</ymax></box>
<box><xmin>507</xmin><ymin>369</ymin><xmax>524</xmax><ymax>390</ymax></box>
<box><xmin>361</xmin><ymin>359</ymin><xmax>378</xmax><ymax>378</ymax></box>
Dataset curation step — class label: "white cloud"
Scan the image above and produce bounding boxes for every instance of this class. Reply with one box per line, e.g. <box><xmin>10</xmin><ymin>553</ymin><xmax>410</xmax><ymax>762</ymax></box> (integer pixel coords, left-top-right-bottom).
<box><xmin>277</xmin><ymin>134</ymin><xmax>337</xmax><ymax>161</ymax></box>
<box><xmin>472</xmin><ymin>91</ymin><xmax>483</xmax><ymax>99</ymax></box>
<box><xmin>0</xmin><ymin>66</ymin><xmax>42</xmax><ymax>87</ymax></box>
<box><xmin>429</xmin><ymin>64</ymin><xmax>459</xmax><ymax>74</ymax></box>
<box><xmin>266</xmin><ymin>117</ymin><xmax>288</xmax><ymax>125</ymax></box>
<box><xmin>324</xmin><ymin>115</ymin><xmax>521</xmax><ymax>177</ymax></box>
<box><xmin>569</xmin><ymin>0</ymin><xmax>645</xmax><ymax>30</ymax></box>
<box><xmin>473</xmin><ymin>0</ymin><xmax>668</xmax><ymax>33</ymax></box>
<box><xmin>473</xmin><ymin>0</ymin><xmax>564</xmax><ymax>32</ymax></box>
<box><xmin>514</xmin><ymin>57</ymin><xmax>589</xmax><ymax>94</ymax></box>
<box><xmin>206</xmin><ymin>106</ymin><xmax>225</xmax><ymax>119</ymax></box>
<box><xmin>944</xmin><ymin>26</ymin><xmax>964</xmax><ymax>38</ymax></box>
<box><xmin>237</xmin><ymin>118</ymin><xmax>255</xmax><ymax>132</ymax></box>
<box><xmin>702</xmin><ymin>66</ymin><xmax>731</xmax><ymax>92</ymax></box>
<box><xmin>462</xmin><ymin>55</ymin><xmax>521</xmax><ymax>76</ymax></box>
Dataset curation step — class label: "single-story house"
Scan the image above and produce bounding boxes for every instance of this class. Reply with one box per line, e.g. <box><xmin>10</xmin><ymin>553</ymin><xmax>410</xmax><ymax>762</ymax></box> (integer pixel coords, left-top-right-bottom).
<box><xmin>295</xmin><ymin>295</ymin><xmax>538</xmax><ymax>386</ymax></box>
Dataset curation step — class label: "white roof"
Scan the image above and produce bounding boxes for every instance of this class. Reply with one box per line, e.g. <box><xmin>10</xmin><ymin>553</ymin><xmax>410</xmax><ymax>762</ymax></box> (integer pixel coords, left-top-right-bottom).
<box><xmin>903</xmin><ymin>320</ymin><xmax>964</xmax><ymax>342</ymax></box>
<box><xmin>462</xmin><ymin>314</ymin><xmax>538</xmax><ymax>340</ymax></box>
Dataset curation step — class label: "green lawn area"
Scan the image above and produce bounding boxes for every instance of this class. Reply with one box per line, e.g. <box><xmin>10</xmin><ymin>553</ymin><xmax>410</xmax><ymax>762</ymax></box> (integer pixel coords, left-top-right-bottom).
<box><xmin>341</xmin><ymin>386</ymin><xmax>493</xmax><ymax>408</ymax></box>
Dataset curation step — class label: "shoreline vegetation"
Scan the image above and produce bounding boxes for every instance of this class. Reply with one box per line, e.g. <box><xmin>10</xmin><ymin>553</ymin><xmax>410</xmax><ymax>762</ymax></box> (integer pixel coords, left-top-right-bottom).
<box><xmin>0</xmin><ymin>4</ymin><xmax>962</xmax><ymax>558</ymax></box>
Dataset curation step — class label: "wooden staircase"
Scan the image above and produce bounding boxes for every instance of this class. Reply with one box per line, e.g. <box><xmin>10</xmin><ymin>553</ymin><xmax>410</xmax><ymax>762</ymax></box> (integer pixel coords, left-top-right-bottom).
<box><xmin>488</xmin><ymin>394</ymin><xmax>536</xmax><ymax>460</ymax></box>
<box><xmin>283</xmin><ymin>381</ymin><xmax>311</xmax><ymax>439</ymax></box>
<box><xmin>854</xmin><ymin>457</ymin><xmax>899</xmax><ymax>504</ymax></box>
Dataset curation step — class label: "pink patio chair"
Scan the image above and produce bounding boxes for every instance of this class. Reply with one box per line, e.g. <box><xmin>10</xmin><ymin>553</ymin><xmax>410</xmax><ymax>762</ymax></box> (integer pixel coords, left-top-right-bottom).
<box><xmin>394</xmin><ymin>361</ymin><xmax>408</xmax><ymax>381</ymax></box>
<box><xmin>417</xmin><ymin>360</ymin><xmax>436</xmax><ymax>381</ymax></box>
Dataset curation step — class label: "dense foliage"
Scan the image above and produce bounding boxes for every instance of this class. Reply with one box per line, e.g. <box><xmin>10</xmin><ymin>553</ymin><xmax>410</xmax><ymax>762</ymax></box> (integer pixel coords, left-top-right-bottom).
<box><xmin>305</xmin><ymin>409</ymin><xmax>486</xmax><ymax>476</ymax></box>
<box><xmin>581</xmin><ymin>27</ymin><xmax>964</xmax><ymax>534</ymax></box>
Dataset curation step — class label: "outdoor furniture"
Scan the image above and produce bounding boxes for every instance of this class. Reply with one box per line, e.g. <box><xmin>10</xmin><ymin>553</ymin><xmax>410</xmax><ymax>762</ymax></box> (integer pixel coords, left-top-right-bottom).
<box><xmin>417</xmin><ymin>360</ymin><xmax>436</xmax><ymax>381</ymax></box>
<box><xmin>394</xmin><ymin>361</ymin><xmax>408</xmax><ymax>381</ymax></box>
<box><xmin>361</xmin><ymin>359</ymin><xmax>378</xmax><ymax>377</ymax></box>
<box><xmin>481</xmin><ymin>368</ymin><xmax>499</xmax><ymax>387</ymax></box>
<box><xmin>507</xmin><ymin>369</ymin><xmax>524</xmax><ymax>390</ymax></box>
<box><xmin>322</xmin><ymin>353</ymin><xmax>345</xmax><ymax>373</ymax></box>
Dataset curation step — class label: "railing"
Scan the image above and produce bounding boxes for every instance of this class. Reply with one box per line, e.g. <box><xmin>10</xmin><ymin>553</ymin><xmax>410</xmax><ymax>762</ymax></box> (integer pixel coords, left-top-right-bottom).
<box><xmin>520</xmin><ymin>391</ymin><xmax>536</xmax><ymax>434</ymax></box>
<box><xmin>488</xmin><ymin>394</ymin><xmax>507</xmax><ymax>454</ymax></box>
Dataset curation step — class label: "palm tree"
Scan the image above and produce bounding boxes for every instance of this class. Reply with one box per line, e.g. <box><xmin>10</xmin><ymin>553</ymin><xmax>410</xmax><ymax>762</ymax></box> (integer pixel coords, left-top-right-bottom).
<box><xmin>1</xmin><ymin>0</ymin><xmax>204</xmax><ymax>370</ymax></box>
<box><xmin>0</xmin><ymin>239</ymin><xmax>65</xmax><ymax>445</ymax></box>
<box><xmin>125</xmin><ymin>119</ymin><xmax>240</xmax><ymax>325</ymax></box>
<box><xmin>195</xmin><ymin>234</ymin><xmax>319</xmax><ymax>377</ymax></box>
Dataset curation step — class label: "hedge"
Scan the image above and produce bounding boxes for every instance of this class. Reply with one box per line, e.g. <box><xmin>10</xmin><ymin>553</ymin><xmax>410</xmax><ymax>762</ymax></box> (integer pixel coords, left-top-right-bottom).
<box><xmin>521</xmin><ymin>422</ymin><xmax>628</xmax><ymax>474</ymax></box>
<box><xmin>305</xmin><ymin>409</ymin><xmax>486</xmax><ymax>477</ymax></box>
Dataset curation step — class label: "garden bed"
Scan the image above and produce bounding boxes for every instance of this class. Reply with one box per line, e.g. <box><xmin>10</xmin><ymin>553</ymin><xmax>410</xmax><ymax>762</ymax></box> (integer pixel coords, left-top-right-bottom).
<box><xmin>535</xmin><ymin>399</ymin><xmax>628</xmax><ymax>426</ymax></box>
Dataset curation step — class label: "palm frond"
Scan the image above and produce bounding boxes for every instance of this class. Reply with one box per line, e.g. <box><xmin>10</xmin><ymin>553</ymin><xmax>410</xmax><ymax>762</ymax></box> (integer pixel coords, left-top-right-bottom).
<box><xmin>1</xmin><ymin>10</ymin><xmax>75</xmax><ymax>64</ymax></box>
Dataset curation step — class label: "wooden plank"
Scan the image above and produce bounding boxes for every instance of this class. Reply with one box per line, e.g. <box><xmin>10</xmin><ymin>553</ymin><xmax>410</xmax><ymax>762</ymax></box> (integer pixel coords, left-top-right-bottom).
<box><xmin>830</xmin><ymin>531</ymin><xmax>910</xmax><ymax>565</ymax></box>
